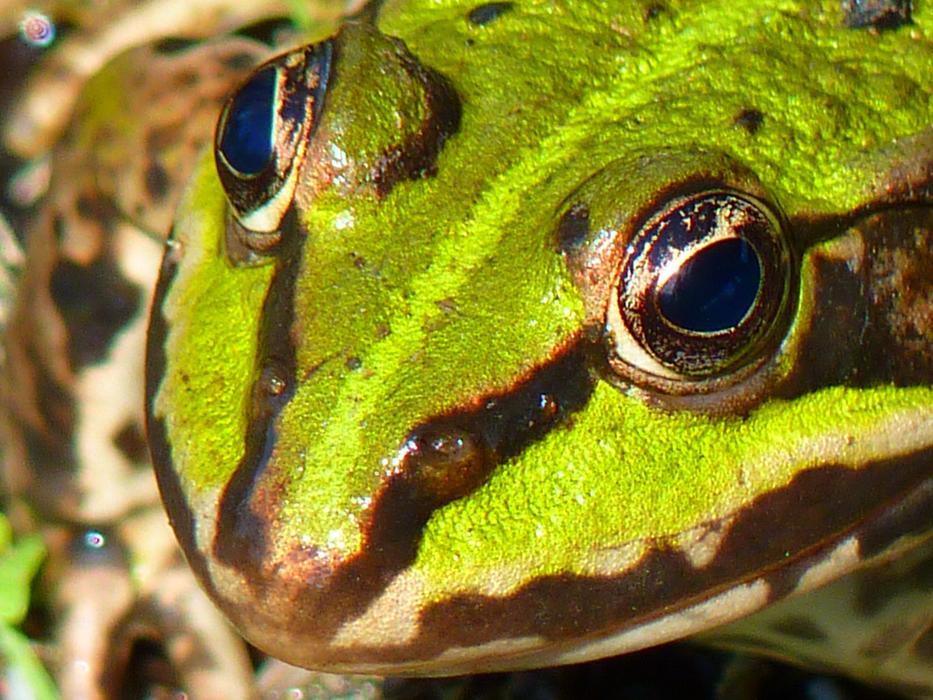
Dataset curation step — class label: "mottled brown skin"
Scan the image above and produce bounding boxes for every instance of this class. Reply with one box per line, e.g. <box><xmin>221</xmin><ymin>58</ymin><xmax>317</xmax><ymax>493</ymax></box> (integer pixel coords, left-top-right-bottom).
<box><xmin>1</xmin><ymin>38</ymin><xmax>271</xmax><ymax>699</ymax></box>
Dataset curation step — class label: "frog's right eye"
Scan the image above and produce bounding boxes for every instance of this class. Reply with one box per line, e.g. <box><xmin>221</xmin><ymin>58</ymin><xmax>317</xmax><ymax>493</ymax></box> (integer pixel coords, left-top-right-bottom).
<box><xmin>559</xmin><ymin>165</ymin><xmax>798</xmax><ymax>413</ymax></box>
<box><xmin>606</xmin><ymin>190</ymin><xmax>792</xmax><ymax>382</ymax></box>
<box><xmin>215</xmin><ymin>41</ymin><xmax>332</xmax><ymax>236</ymax></box>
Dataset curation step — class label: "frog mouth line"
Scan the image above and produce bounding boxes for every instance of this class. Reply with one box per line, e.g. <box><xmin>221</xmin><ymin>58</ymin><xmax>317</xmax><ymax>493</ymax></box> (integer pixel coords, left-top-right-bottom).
<box><xmin>330</xmin><ymin>449</ymin><xmax>932</xmax><ymax>671</ymax></box>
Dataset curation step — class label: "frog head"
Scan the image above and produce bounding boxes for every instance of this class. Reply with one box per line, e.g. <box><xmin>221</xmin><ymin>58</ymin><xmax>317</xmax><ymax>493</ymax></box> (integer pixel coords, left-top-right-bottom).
<box><xmin>147</xmin><ymin>0</ymin><xmax>932</xmax><ymax>677</ymax></box>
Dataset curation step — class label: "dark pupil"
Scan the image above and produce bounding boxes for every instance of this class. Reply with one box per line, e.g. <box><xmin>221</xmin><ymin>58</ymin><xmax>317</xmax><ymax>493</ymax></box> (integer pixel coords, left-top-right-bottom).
<box><xmin>658</xmin><ymin>238</ymin><xmax>760</xmax><ymax>333</ymax></box>
<box><xmin>219</xmin><ymin>66</ymin><xmax>276</xmax><ymax>174</ymax></box>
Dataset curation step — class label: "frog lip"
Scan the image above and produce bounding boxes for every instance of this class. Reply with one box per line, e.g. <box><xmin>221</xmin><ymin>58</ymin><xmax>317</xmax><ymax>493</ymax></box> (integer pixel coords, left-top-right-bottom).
<box><xmin>193</xmin><ymin>444</ymin><xmax>931</xmax><ymax>673</ymax></box>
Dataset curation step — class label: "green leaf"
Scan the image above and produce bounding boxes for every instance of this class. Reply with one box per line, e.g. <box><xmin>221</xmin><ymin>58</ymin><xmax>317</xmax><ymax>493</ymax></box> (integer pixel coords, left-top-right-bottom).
<box><xmin>0</xmin><ymin>530</ymin><xmax>46</xmax><ymax>624</ymax></box>
<box><xmin>0</xmin><ymin>624</ymin><xmax>60</xmax><ymax>700</ymax></box>
<box><xmin>0</xmin><ymin>513</ymin><xmax>11</xmax><ymax>552</ymax></box>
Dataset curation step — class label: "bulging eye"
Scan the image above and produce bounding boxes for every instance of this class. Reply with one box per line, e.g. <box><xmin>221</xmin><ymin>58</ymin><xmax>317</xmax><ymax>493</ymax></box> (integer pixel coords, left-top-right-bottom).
<box><xmin>607</xmin><ymin>190</ymin><xmax>792</xmax><ymax>383</ymax></box>
<box><xmin>214</xmin><ymin>41</ymin><xmax>332</xmax><ymax>236</ymax></box>
<box><xmin>217</xmin><ymin>66</ymin><xmax>277</xmax><ymax>175</ymax></box>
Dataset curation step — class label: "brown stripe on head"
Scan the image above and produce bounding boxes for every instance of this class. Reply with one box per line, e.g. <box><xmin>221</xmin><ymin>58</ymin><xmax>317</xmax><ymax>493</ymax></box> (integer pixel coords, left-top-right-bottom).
<box><xmin>205</xmin><ymin>336</ymin><xmax>594</xmax><ymax>653</ymax></box>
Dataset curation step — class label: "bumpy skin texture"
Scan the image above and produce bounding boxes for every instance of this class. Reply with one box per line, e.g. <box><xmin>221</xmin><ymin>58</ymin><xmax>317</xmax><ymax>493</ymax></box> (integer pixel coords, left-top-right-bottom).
<box><xmin>148</xmin><ymin>0</ymin><xmax>932</xmax><ymax>687</ymax></box>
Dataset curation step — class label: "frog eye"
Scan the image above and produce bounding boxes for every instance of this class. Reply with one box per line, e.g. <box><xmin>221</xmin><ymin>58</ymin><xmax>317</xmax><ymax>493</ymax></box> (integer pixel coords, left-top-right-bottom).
<box><xmin>606</xmin><ymin>190</ymin><xmax>792</xmax><ymax>383</ymax></box>
<box><xmin>214</xmin><ymin>41</ymin><xmax>332</xmax><ymax>234</ymax></box>
<box><xmin>218</xmin><ymin>66</ymin><xmax>277</xmax><ymax>175</ymax></box>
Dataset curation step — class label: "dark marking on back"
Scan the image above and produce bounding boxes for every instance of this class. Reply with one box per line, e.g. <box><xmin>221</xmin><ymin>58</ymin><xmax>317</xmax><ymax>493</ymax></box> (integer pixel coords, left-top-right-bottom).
<box><xmin>770</xmin><ymin>616</ymin><xmax>827</xmax><ymax>643</ymax></box>
<box><xmin>50</xmin><ymin>256</ymin><xmax>142</xmax><ymax>370</ymax></box>
<box><xmin>467</xmin><ymin>2</ymin><xmax>514</xmax><ymax>26</ymax></box>
<box><xmin>733</xmin><ymin>108</ymin><xmax>764</xmax><ymax>135</ymax></box>
<box><xmin>144</xmin><ymin>163</ymin><xmax>170</xmax><ymax>201</ymax></box>
<box><xmin>113</xmin><ymin>420</ymin><xmax>149</xmax><ymax>465</ymax></box>
<box><xmin>843</xmin><ymin>0</ymin><xmax>912</xmax><ymax>29</ymax></box>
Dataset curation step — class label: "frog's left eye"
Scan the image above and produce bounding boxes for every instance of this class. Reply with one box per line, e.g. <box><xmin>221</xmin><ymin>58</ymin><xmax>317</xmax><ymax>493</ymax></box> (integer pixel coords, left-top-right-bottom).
<box><xmin>605</xmin><ymin>190</ymin><xmax>792</xmax><ymax>388</ymax></box>
<box><xmin>218</xmin><ymin>66</ymin><xmax>277</xmax><ymax>175</ymax></box>
<box><xmin>214</xmin><ymin>41</ymin><xmax>332</xmax><ymax>235</ymax></box>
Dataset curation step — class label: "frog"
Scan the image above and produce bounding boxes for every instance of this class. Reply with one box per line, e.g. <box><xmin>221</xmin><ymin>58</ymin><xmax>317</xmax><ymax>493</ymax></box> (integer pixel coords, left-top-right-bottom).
<box><xmin>3</xmin><ymin>3</ymin><xmax>930</xmax><ymax>697</ymax></box>
<box><xmin>144</xmin><ymin>0</ymin><xmax>932</xmax><ymax>695</ymax></box>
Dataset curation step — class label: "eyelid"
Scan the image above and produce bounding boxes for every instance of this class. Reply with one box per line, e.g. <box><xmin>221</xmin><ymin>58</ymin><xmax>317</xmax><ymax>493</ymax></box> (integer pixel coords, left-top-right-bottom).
<box><xmin>214</xmin><ymin>41</ymin><xmax>333</xmax><ymax>233</ymax></box>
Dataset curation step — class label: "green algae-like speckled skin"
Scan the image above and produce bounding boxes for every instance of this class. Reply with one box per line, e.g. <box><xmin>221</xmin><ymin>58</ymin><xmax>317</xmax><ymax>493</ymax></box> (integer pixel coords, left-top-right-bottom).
<box><xmin>148</xmin><ymin>0</ymin><xmax>932</xmax><ymax>675</ymax></box>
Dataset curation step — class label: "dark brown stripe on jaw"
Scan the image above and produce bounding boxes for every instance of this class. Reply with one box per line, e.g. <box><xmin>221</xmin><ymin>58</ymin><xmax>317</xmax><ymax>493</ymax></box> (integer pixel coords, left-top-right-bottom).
<box><xmin>297</xmin><ymin>447</ymin><xmax>931</xmax><ymax>667</ymax></box>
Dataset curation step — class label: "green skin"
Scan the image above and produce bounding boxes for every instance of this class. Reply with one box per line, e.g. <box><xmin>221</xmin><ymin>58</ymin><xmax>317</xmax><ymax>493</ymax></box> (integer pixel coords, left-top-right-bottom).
<box><xmin>147</xmin><ymin>0</ymin><xmax>932</xmax><ymax>678</ymax></box>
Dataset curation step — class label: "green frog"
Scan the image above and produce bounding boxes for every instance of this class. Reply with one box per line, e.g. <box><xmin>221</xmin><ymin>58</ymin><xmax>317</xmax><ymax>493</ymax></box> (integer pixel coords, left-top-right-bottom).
<box><xmin>147</xmin><ymin>0</ymin><xmax>932</xmax><ymax>694</ymax></box>
<box><xmin>3</xmin><ymin>0</ymin><xmax>931</xmax><ymax>697</ymax></box>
